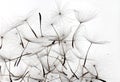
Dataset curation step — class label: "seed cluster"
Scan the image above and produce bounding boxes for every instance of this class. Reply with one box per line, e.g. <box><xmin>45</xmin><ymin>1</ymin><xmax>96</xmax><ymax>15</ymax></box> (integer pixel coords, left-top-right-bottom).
<box><xmin>0</xmin><ymin>1</ymin><xmax>106</xmax><ymax>82</ymax></box>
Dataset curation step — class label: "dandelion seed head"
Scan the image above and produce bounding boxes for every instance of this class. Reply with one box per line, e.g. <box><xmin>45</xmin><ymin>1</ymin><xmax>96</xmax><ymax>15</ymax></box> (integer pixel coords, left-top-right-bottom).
<box><xmin>83</xmin><ymin>33</ymin><xmax>109</xmax><ymax>44</ymax></box>
<box><xmin>73</xmin><ymin>1</ymin><xmax>98</xmax><ymax>23</ymax></box>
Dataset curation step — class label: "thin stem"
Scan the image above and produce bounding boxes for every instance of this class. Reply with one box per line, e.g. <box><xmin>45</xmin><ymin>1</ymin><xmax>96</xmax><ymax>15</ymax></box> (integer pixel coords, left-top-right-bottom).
<box><xmin>39</xmin><ymin>13</ymin><xmax>43</xmax><ymax>37</ymax></box>
<box><xmin>93</xmin><ymin>65</ymin><xmax>98</xmax><ymax>77</ymax></box>
<box><xmin>51</xmin><ymin>24</ymin><xmax>60</xmax><ymax>44</ymax></box>
<box><xmin>8</xmin><ymin>61</ymin><xmax>13</xmax><ymax>82</ymax></box>
<box><xmin>26</xmin><ymin>21</ymin><xmax>38</xmax><ymax>38</ymax></box>
<box><xmin>16</xmin><ymin>28</ymin><xmax>25</xmax><ymax>48</ymax></box>
<box><xmin>36</xmin><ymin>54</ymin><xmax>46</xmax><ymax>77</ymax></box>
<box><xmin>46</xmin><ymin>46</ymin><xmax>52</xmax><ymax>71</ymax></box>
<box><xmin>0</xmin><ymin>36</ymin><xmax>3</xmax><ymax>49</ymax></box>
<box><xmin>61</xmin><ymin>43</ymin><xmax>66</xmax><ymax>66</ymax></box>
<box><xmin>83</xmin><ymin>42</ymin><xmax>92</xmax><ymax>67</ymax></box>
<box><xmin>72</xmin><ymin>23</ymin><xmax>81</xmax><ymax>48</ymax></box>
<box><xmin>67</xmin><ymin>61</ymin><xmax>79</xmax><ymax>79</ymax></box>
<box><xmin>14</xmin><ymin>42</ymin><xmax>29</xmax><ymax>66</ymax></box>
<box><xmin>81</xmin><ymin>42</ymin><xmax>92</xmax><ymax>82</ymax></box>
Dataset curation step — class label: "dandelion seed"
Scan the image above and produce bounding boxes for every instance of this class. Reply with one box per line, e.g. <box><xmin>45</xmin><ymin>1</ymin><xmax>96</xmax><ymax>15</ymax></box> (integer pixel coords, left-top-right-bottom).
<box><xmin>74</xmin><ymin>3</ymin><xmax>97</xmax><ymax>23</ymax></box>
<box><xmin>51</xmin><ymin>0</ymin><xmax>73</xmax><ymax>26</ymax></box>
